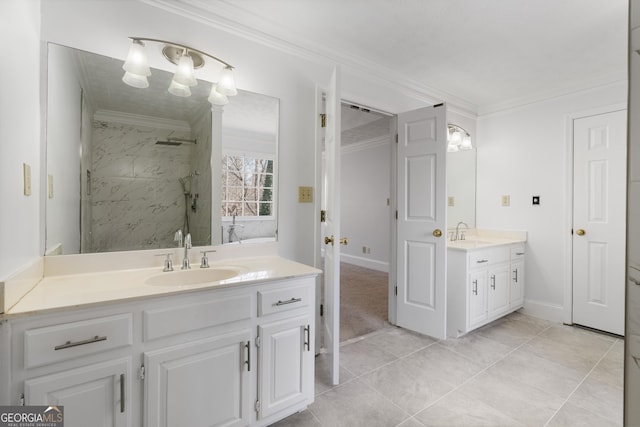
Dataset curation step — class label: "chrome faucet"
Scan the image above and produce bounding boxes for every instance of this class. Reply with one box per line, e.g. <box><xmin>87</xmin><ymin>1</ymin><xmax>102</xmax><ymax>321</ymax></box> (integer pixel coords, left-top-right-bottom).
<box><xmin>174</xmin><ymin>229</ymin><xmax>183</xmax><ymax>247</ymax></box>
<box><xmin>228</xmin><ymin>214</ymin><xmax>242</xmax><ymax>243</ymax></box>
<box><xmin>182</xmin><ymin>233</ymin><xmax>192</xmax><ymax>270</ymax></box>
<box><xmin>453</xmin><ymin>221</ymin><xmax>469</xmax><ymax>241</ymax></box>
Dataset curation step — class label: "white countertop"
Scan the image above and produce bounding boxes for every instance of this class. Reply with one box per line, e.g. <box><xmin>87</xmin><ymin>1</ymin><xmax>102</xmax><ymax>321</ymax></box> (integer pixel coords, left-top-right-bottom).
<box><xmin>447</xmin><ymin>229</ymin><xmax>527</xmax><ymax>251</ymax></box>
<box><xmin>4</xmin><ymin>254</ymin><xmax>320</xmax><ymax>318</ymax></box>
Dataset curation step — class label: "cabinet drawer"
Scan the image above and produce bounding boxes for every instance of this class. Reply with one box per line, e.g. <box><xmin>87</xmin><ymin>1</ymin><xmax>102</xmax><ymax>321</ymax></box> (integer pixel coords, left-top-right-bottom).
<box><xmin>24</xmin><ymin>314</ymin><xmax>133</xmax><ymax>368</ymax></box>
<box><xmin>468</xmin><ymin>247</ymin><xmax>510</xmax><ymax>267</ymax></box>
<box><xmin>258</xmin><ymin>282</ymin><xmax>310</xmax><ymax>316</ymax></box>
<box><xmin>511</xmin><ymin>244</ymin><xmax>526</xmax><ymax>259</ymax></box>
<box><xmin>143</xmin><ymin>294</ymin><xmax>252</xmax><ymax>341</ymax></box>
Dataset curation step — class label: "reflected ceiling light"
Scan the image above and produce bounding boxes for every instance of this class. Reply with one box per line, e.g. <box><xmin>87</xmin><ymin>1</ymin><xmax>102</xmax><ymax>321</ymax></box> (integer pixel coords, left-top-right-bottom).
<box><xmin>447</xmin><ymin>124</ymin><xmax>473</xmax><ymax>151</ymax></box>
<box><xmin>122</xmin><ymin>37</ymin><xmax>237</xmax><ymax>107</ymax></box>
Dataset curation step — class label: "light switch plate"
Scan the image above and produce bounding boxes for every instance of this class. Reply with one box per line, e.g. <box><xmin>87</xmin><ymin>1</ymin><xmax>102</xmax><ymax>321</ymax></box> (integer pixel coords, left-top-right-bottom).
<box><xmin>448</xmin><ymin>196</ymin><xmax>455</xmax><ymax>206</ymax></box>
<box><xmin>501</xmin><ymin>195</ymin><xmax>510</xmax><ymax>207</ymax></box>
<box><xmin>298</xmin><ymin>186</ymin><xmax>313</xmax><ymax>203</ymax></box>
<box><xmin>23</xmin><ymin>163</ymin><xmax>31</xmax><ymax>196</ymax></box>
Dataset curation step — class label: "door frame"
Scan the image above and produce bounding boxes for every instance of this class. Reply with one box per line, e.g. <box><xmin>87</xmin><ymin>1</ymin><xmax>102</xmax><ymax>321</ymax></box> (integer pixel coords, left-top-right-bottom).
<box><xmin>562</xmin><ymin>102</ymin><xmax>627</xmax><ymax>325</ymax></box>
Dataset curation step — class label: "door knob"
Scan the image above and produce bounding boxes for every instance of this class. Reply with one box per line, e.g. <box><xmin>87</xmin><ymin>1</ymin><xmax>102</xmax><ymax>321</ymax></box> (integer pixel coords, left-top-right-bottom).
<box><xmin>433</xmin><ymin>229</ymin><xmax>443</xmax><ymax>237</ymax></box>
<box><xmin>324</xmin><ymin>235</ymin><xmax>334</xmax><ymax>246</ymax></box>
<box><xmin>339</xmin><ymin>237</ymin><xmax>348</xmax><ymax>246</ymax></box>
<box><xmin>576</xmin><ymin>229</ymin><xmax>586</xmax><ymax>236</ymax></box>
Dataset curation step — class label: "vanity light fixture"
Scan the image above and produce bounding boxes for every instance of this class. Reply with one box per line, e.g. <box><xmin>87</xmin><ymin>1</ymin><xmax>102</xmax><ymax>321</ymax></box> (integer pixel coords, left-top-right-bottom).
<box><xmin>447</xmin><ymin>124</ymin><xmax>473</xmax><ymax>152</ymax></box>
<box><xmin>122</xmin><ymin>37</ymin><xmax>237</xmax><ymax>105</ymax></box>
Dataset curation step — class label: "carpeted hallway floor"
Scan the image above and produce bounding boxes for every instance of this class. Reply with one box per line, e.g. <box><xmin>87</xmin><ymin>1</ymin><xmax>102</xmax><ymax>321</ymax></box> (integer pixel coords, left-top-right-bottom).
<box><xmin>340</xmin><ymin>262</ymin><xmax>389</xmax><ymax>342</ymax></box>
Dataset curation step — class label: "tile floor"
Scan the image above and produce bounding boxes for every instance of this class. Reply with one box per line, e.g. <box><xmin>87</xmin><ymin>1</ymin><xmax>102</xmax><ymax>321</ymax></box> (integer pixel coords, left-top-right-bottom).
<box><xmin>271</xmin><ymin>312</ymin><xmax>623</xmax><ymax>427</ymax></box>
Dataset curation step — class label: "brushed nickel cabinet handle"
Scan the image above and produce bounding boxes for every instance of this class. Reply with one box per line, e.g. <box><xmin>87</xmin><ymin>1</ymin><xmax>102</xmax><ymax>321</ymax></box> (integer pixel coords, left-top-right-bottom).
<box><xmin>244</xmin><ymin>341</ymin><xmax>251</xmax><ymax>372</ymax></box>
<box><xmin>120</xmin><ymin>373</ymin><xmax>125</xmax><ymax>413</ymax></box>
<box><xmin>275</xmin><ymin>298</ymin><xmax>302</xmax><ymax>306</ymax></box>
<box><xmin>54</xmin><ymin>335</ymin><xmax>107</xmax><ymax>351</ymax></box>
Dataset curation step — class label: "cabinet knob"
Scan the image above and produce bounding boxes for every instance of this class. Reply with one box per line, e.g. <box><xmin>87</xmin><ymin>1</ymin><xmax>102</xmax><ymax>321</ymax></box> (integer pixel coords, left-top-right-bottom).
<box><xmin>576</xmin><ymin>229</ymin><xmax>586</xmax><ymax>236</ymax></box>
<box><xmin>433</xmin><ymin>229</ymin><xmax>443</xmax><ymax>238</ymax></box>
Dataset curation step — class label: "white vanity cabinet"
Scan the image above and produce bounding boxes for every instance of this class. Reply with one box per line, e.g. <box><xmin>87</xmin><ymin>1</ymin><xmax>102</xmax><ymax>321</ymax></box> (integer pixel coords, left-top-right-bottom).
<box><xmin>0</xmin><ymin>274</ymin><xmax>317</xmax><ymax>427</ymax></box>
<box><xmin>447</xmin><ymin>243</ymin><xmax>526</xmax><ymax>337</ymax></box>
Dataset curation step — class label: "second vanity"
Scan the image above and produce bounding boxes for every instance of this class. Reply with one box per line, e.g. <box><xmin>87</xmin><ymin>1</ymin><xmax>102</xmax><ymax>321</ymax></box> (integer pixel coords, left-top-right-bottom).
<box><xmin>0</xmin><ymin>243</ymin><xmax>319</xmax><ymax>427</ymax></box>
<box><xmin>446</xmin><ymin>229</ymin><xmax>527</xmax><ymax>338</ymax></box>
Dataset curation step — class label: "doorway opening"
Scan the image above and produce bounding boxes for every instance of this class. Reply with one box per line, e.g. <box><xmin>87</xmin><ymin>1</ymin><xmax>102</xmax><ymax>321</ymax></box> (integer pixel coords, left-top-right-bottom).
<box><xmin>321</xmin><ymin>101</ymin><xmax>395</xmax><ymax>343</ymax></box>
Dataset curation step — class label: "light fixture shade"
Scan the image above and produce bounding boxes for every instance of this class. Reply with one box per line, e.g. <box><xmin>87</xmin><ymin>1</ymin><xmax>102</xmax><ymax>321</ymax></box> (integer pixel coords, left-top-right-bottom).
<box><xmin>122</xmin><ymin>71</ymin><xmax>149</xmax><ymax>89</ymax></box>
<box><xmin>217</xmin><ymin>66</ymin><xmax>237</xmax><ymax>96</ymax></box>
<box><xmin>122</xmin><ymin>40</ymin><xmax>151</xmax><ymax>76</ymax></box>
<box><xmin>447</xmin><ymin>143</ymin><xmax>460</xmax><ymax>153</ymax></box>
<box><xmin>460</xmin><ymin>135</ymin><xmax>473</xmax><ymax>150</ymax></box>
<box><xmin>208</xmin><ymin>85</ymin><xmax>229</xmax><ymax>106</ymax></box>
<box><xmin>172</xmin><ymin>53</ymin><xmax>198</xmax><ymax>87</ymax></box>
<box><xmin>450</xmin><ymin>129</ymin><xmax>462</xmax><ymax>144</ymax></box>
<box><xmin>168</xmin><ymin>79</ymin><xmax>191</xmax><ymax>97</ymax></box>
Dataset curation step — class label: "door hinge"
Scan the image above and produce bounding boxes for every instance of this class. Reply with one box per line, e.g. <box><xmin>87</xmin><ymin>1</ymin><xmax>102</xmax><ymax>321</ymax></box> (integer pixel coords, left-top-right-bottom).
<box><xmin>320</xmin><ymin>210</ymin><xmax>326</xmax><ymax>223</ymax></box>
<box><xmin>320</xmin><ymin>304</ymin><xmax>324</xmax><ymax>316</ymax></box>
<box><xmin>255</xmin><ymin>336</ymin><xmax>261</xmax><ymax>348</ymax></box>
<box><xmin>433</xmin><ymin>102</ymin><xmax>444</xmax><ymax>108</ymax></box>
<box><xmin>395</xmin><ymin>210</ymin><xmax>398</xmax><ymax>220</ymax></box>
<box><xmin>19</xmin><ymin>393</ymin><xmax>25</xmax><ymax>406</ymax></box>
<box><xmin>395</xmin><ymin>133</ymin><xmax>398</xmax><ymax>143</ymax></box>
<box><xmin>255</xmin><ymin>400</ymin><xmax>261</xmax><ymax>413</ymax></box>
<box><xmin>395</xmin><ymin>286</ymin><xmax>398</xmax><ymax>296</ymax></box>
<box><xmin>320</xmin><ymin>113</ymin><xmax>326</xmax><ymax>128</ymax></box>
<box><xmin>139</xmin><ymin>365</ymin><xmax>145</xmax><ymax>381</ymax></box>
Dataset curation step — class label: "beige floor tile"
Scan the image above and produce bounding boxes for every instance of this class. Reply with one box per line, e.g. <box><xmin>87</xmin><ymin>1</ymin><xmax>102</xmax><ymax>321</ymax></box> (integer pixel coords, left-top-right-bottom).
<box><xmin>415</xmin><ymin>390</ymin><xmax>526</xmax><ymax>427</ymax></box>
<box><xmin>505</xmin><ymin>311</ymin><xmax>555</xmax><ymax>331</ymax></box>
<box><xmin>438</xmin><ymin>332</ymin><xmax>513</xmax><ymax>367</ymax></box>
<box><xmin>364</xmin><ymin>327</ymin><xmax>436</xmax><ymax>358</ymax></box>
<box><xmin>541</xmin><ymin>324</ymin><xmax>616</xmax><ymax>347</ymax></box>
<box><xmin>405</xmin><ymin>344</ymin><xmax>485</xmax><ymax>387</ymax></box>
<box><xmin>339</xmin><ymin>338</ymin><xmax>398</xmax><ymax>377</ymax></box>
<box><xmin>361</xmin><ymin>358</ymin><xmax>455</xmax><ymax>415</ymax></box>
<box><xmin>567</xmin><ymin>376</ymin><xmax>623</xmax><ymax>425</ymax></box>
<box><xmin>396</xmin><ymin>417</ymin><xmax>427</xmax><ymax>427</ymax></box>
<box><xmin>488</xmin><ymin>349</ymin><xmax>584</xmax><ymax>398</ymax></box>
<box><xmin>546</xmin><ymin>402</ymin><xmax>620</xmax><ymax>427</ymax></box>
<box><xmin>315</xmin><ymin>353</ymin><xmax>356</xmax><ymax>395</ymax></box>
<box><xmin>475</xmin><ymin>317</ymin><xmax>539</xmax><ymax>348</ymax></box>
<box><xmin>522</xmin><ymin>335</ymin><xmax>607</xmax><ymax>375</ymax></box>
<box><xmin>589</xmin><ymin>353</ymin><xmax>624</xmax><ymax>389</ymax></box>
<box><xmin>308</xmin><ymin>379</ymin><xmax>408</xmax><ymax>427</ymax></box>
<box><xmin>268</xmin><ymin>409</ymin><xmax>324</xmax><ymax>427</ymax></box>
<box><xmin>457</xmin><ymin>371</ymin><xmax>566</xmax><ymax>427</ymax></box>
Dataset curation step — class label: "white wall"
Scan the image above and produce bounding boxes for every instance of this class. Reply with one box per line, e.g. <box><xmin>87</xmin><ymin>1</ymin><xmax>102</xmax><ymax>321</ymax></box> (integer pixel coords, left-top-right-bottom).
<box><xmin>0</xmin><ymin>0</ymin><xmax>41</xmax><ymax>280</ymax></box>
<box><xmin>476</xmin><ymin>82</ymin><xmax>627</xmax><ymax>318</ymax></box>
<box><xmin>340</xmin><ymin>139</ymin><xmax>391</xmax><ymax>271</ymax></box>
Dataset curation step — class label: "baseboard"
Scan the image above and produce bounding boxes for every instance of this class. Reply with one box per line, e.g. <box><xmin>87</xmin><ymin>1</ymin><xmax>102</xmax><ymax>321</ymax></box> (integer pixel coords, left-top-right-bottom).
<box><xmin>340</xmin><ymin>254</ymin><xmax>389</xmax><ymax>273</ymax></box>
<box><xmin>521</xmin><ymin>298</ymin><xmax>564</xmax><ymax>323</ymax></box>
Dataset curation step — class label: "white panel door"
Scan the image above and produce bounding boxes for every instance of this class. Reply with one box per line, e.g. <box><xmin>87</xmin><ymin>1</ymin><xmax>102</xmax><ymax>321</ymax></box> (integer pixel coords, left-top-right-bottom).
<box><xmin>573</xmin><ymin>109</ymin><xmax>627</xmax><ymax>335</ymax></box>
<box><xmin>25</xmin><ymin>358</ymin><xmax>131</xmax><ymax>427</ymax></box>
<box><xmin>396</xmin><ymin>104</ymin><xmax>447</xmax><ymax>339</ymax></box>
<box><xmin>323</xmin><ymin>67</ymin><xmax>341</xmax><ymax>385</ymax></box>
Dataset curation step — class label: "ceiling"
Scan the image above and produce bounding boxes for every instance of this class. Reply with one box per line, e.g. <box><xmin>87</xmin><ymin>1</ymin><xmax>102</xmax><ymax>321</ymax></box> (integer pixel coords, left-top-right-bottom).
<box><xmin>144</xmin><ymin>0</ymin><xmax>628</xmax><ymax>115</ymax></box>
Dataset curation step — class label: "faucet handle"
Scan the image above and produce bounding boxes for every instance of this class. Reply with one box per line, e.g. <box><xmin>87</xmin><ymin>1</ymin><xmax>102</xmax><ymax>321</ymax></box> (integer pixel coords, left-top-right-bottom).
<box><xmin>200</xmin><ymin>250</ymin><xmax>216</xmax><ymax>268</ymax></box>
<box><xmin>174</xmin><ymin>229</ymin><xmax>183</xmax><ymax>247</ymax></box>
<box><xmin>185</xmin><ymin>233</ymin><xmax>192</xmax><ymax>248</ymax></box>
<box><xmin>155</xmin><ymin>253</ymin><xmax>174</xmax><ymax>272</ymax></box>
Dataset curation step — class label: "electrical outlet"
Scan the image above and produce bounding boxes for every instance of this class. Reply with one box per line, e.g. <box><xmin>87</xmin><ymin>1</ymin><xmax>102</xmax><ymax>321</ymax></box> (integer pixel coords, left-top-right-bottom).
<box><xmin>298</xmin><ymin>186</ymin><xmax>313</xmax><ymax>203</ymax></box>
<box><xmin>23</xmin><ymin>163</ymin><xmax>31</xmax><ymax>196</ymax></box>
<box><xmin>501</xmin><ymin>195</ymin><xmax>510</xmax><ymax>207</ymax></box>
<box><xmin>362</xmin><ymin>246</ymin><xmax>367</xmax><ymax>254</ymax></box>
<box><xmin>532</xmin><ymin>195</ymin><xmax>540</xmax><ymax>205</ymax></box>
<box><xmin>448</xmin><ymin>196</ymin><xmax>455</xmax><ymax>207</ymax></box>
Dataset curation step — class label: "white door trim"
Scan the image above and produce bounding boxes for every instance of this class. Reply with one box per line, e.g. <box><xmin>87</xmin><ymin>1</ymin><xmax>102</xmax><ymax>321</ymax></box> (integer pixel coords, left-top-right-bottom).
<box><xmin>562</xmin><ymin>102</ymin><xmax>627</xmax><ymax>325</ymax></box>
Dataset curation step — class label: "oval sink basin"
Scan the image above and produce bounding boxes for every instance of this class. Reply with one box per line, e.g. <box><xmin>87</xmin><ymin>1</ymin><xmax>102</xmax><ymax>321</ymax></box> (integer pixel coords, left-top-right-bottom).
<box><xmin>145</xmin><ymin>268</ymin><xmax>242</xmax><ymax>286</ymax></box>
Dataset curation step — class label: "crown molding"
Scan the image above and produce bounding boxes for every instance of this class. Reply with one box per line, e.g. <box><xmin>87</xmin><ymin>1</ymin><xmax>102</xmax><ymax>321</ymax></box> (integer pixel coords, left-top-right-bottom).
<box><xmin>93</xmin><ymin>109</ymin><xmax>192</xmax><ymax>131</ymax></box>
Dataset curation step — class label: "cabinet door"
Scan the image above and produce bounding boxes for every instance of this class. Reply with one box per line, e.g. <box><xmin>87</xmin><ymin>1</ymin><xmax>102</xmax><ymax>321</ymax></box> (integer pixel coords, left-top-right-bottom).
<box><xmin>468</xmin><ymin>270</ymin><xmax>488</xmax><ymax>329</ymax></box>
<box><xmin>257</xmin><ymin>315</ymin><xmax>313</xmax><ymax>420</ymax></box>
<box><xmin>25</xmin><ymin>357</ymin><xmax>131</xmax><ymax>427</ymax></box>
<box><xmin>144</xmin><ymin>330</ymin><xmax>251</xmax><ymax>427</ymax></box>
<box><xmin>488</xmin><ymin>264</ymin><xmax>510</xmax><ymax>319</ymax></box>
<box><xmin>510</xmin><ymin>260</ymin><xmax>525</xmax><ymax>307</ymax></box>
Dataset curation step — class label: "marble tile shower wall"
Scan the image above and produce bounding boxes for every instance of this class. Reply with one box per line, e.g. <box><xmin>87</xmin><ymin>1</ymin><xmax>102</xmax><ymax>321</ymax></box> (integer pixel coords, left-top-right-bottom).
<box><xmin>90</xmin><ymin>120</ymin><xmax>193</xmax><ymax>252</ymax></box>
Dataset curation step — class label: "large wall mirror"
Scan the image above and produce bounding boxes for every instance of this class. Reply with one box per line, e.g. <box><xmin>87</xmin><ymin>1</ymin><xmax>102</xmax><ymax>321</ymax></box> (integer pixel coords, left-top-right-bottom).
<box><xmin>446</xmin><ymin>147</ymin><xmax>476</xmax><ymax>228</ymax></box>
<box><xmin>45</xmin><ymin>43</ymin><xmax>279</xmax><ymax>255</ymax></box>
